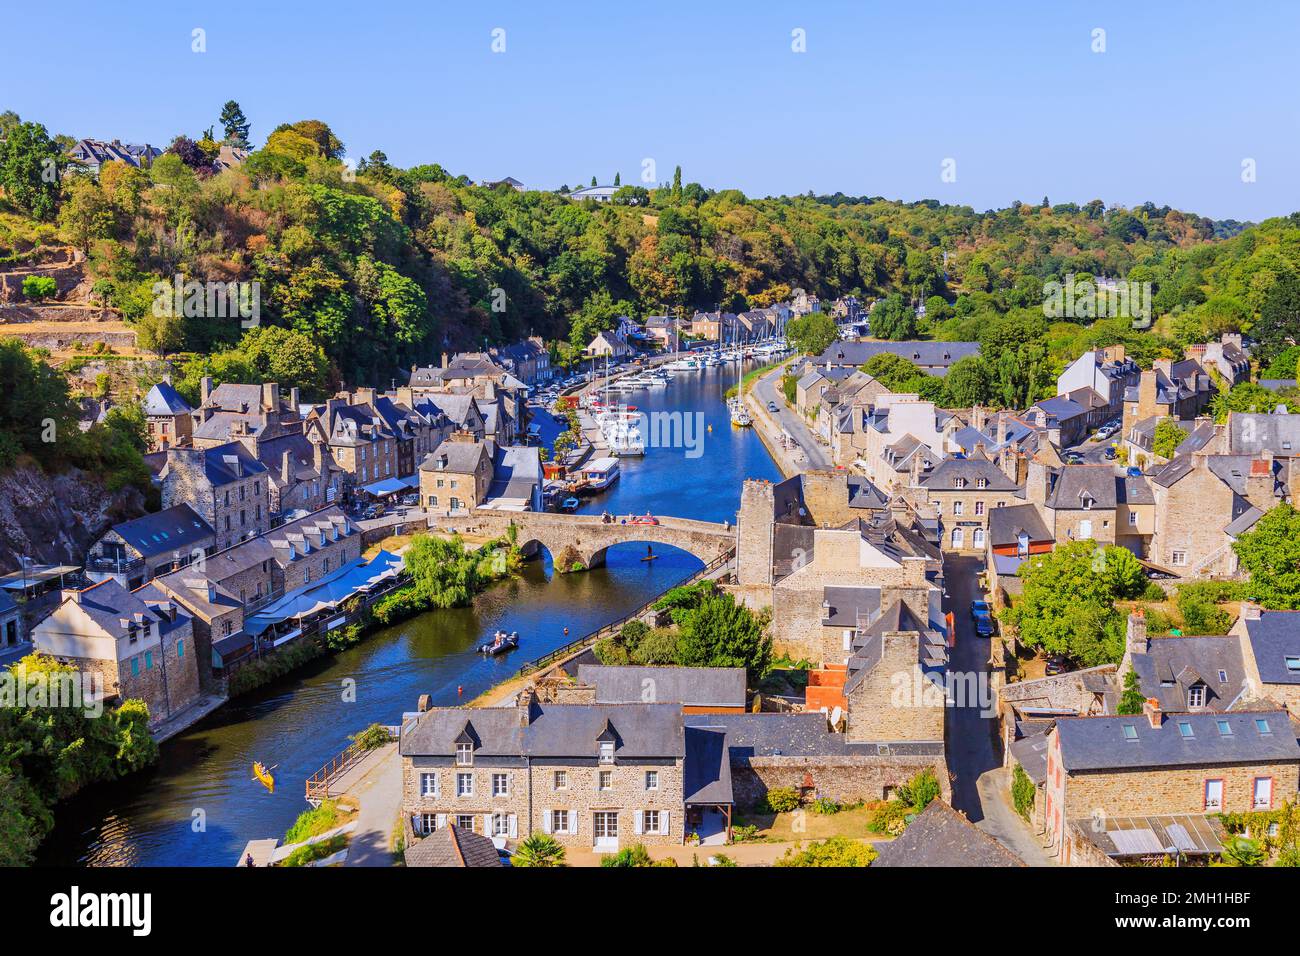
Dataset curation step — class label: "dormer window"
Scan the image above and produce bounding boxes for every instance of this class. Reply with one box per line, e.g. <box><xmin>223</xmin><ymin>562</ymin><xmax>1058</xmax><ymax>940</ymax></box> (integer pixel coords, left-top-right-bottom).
<box><xmin>976</xmin><ymin>478</ymin><xmax>987</xmax><ymax>489</ymax></box>
<box><xmin>599</xmin><ymin>741</ymin><xmax>614</xmax><ymax>764</ymax></box>
<box><xmin>456</xmin><ymin>743</ymin><xmax>473</xmax><ymax>766</ymax></box>
<box><xmin>953</xmin><ymin>477</ymin><xmax>966</xmax><ymax>489</ymax></box>
<box><xmin>1081</xmin><ymin>494</ymin><xmax>1094</xmax><ymax>510</ymax></box>
<box><xmin>1188</xmin><ymin>684</ymin><xmax>1205</xmax><ymax>709</ymax></box>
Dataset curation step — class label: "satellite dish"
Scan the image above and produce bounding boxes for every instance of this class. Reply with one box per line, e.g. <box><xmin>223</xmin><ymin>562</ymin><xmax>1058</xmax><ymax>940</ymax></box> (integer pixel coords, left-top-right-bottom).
<box><xmin>830</xmin><ymin>706</ymin><xmax>844</xmax><ymax>728</ymax></box>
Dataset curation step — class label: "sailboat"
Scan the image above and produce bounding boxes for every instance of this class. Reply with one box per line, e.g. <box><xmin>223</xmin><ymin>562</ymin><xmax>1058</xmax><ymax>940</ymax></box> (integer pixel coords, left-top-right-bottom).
<box><xmin>726</xmin><ymin>325</ymin><xmax>753</xmax><ymax>427</ymax></box>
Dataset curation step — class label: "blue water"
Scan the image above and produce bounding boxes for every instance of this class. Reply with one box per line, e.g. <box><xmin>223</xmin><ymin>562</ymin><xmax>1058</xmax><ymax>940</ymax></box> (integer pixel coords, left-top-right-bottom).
<box><xmin>39</xmin><ymin>363</ymin><xmax>781</xmax><ymax>866</ymax></box>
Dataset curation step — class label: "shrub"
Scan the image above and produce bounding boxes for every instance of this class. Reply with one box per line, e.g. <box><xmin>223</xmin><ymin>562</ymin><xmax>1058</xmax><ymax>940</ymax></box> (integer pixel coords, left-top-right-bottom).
<box><xmin>600</xmin><ymin>843</ymin><xmax>654</xmax><ymax>867</ymax></box>
<box><xmin>512</xmin><ymin>833</ymin><xmax>566</xmax><ymax>867</ymax></box>
<box><xmin>895</xmin><ymin>768</ymin><xmax>941</xmax><ymax>812</ymax></box>
<box><xmin>709</xmin><ymin>853</ymin><xmax>737</xmax><ymax>867</ymax></box>
<box><xmin>281</xmin><ymin>834</ymin><xmax>347</xmax><ymax>867</ymax></box>
<box><xmin>284</xmin><ymin>799</ymin><xmax>346</xmax><ymax>844</ymax></box>
<box><xmin>348</xmin><ymin>723</ymin><xmax>392</xmax><ymax>751</ymax></box>
<box><xmin>730</xmin><ymin>823</ymin><xmax>759</xmax><ymax>843</ymax></box>
<box><xmin>762</xmin><ymin>786</ymin><xmax>801</xmax><ymax>813</ymax></box>
<box><xmin>21</xmin><ymin>275</ymin><xmax>57</xmax><ymax>300</ymax></box>
<box><xmin>811</xmin><ymin>797</ymin><xmax>841</xmax><ymax>815</ymax></box>
<box><xmin>865</xmin><ymin>800</ymin><xmax>911</xmax><ymax>835</ymax></box>
<box><xmin>775</xmin><ymin>836</ymin><xmax>877</xmax><ymax>867</ymax></box>
<box><xmin>1011</xmin><ymin>765</ymin><xmax>1036</xmax><ymax>820</ymax></box>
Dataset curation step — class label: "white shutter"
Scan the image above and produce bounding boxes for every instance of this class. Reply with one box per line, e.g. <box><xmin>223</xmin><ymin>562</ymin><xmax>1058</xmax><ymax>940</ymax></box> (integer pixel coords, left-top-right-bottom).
<box><xmin>436</xmin><ymin>814</ymin><xmax>446</xmax><ymax>830</ymax></box>
<box><xmin>634</xmin><ymin>811</ymin><xmax>643</xmax><ymax>835</ymax></box>
<box><xmin>542</xmin><ymin>811</ymin><xmax>552</xmax><ymax>834</ymax></box>
<box><xmin>482</xmin><ymin>813</ymin><xmax>491</xmax><ymax>835</ymax></box>
<box><xmin>660</xmin><ymin>811</ymin><xmax>670</xmax><ymax>835</ymax></box>
<box><xmin>508</xmin><ymin>814</ymin><xmax>518</xmax><ymax>838</ymax></box>
<box><xmin>570</xmin><ymin>810</ymin><xmax>579</xmax><ymax>835</ymax></box>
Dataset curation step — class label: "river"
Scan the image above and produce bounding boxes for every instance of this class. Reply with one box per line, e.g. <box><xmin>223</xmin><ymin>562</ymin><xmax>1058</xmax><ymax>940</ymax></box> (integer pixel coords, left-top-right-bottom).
<box><xmin>39</xmin><ymin>359</ymin><xmax>783</xmax><ymax>866</ymax></box>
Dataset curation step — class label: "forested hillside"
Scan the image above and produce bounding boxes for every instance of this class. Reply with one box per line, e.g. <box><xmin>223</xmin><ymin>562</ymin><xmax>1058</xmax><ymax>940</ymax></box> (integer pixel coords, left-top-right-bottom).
<box><xmin>3</xmin><ymin>106</ymin><xmax>1300</xmax><ymax>400</ymax></box>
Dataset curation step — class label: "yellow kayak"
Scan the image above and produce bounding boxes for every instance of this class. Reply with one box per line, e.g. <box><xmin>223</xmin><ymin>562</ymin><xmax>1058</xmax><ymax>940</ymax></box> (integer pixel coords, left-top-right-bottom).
<box><xmin>252</xmin><ymin>762</ymin><xmax>275</xmax><ymax>794</ymax></box>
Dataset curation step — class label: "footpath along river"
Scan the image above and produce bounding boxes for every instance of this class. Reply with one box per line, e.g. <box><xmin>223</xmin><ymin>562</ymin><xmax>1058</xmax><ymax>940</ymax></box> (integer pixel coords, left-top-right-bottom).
<box><xmin>39</xmin><ymin>360</ymin><xmax>783</xmax><ymax>866</ymax></box>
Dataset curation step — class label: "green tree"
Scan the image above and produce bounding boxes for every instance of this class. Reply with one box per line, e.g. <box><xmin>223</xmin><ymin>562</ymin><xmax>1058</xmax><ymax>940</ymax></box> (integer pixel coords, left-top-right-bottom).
<box><xmin>943</xmin><ymin>355</ymin><xmax>993</xmax><ymax>407</ymax></box>
<box><xmin>1233</xmin><ymin>503</ymin><xmax>1300</xmax><ymax>609</ymax></box>
<box><xmin>219</xmin><ymin>100</ymin><xmax>251</xmax><ymax>147</ymax></box>
<box><xmin>785</xmin><ymin>312</ymin><xmax>837</xmax><ymax>356</ymax></box>
<box><xmin>894</xmin><ymin>768</ymin><xmax>941</xmax><ymax>812</ymax></box>
<box><xmin>0</xmin><ymin>121</ymin><xmax>64</xmax><ymax>220</ymax></box>
<box><xmin>869</xmin><ymin>293</ymin><xmax>917</xmax><ymax>340</ymax></box>
<box><xmin>1118</xmin><ymin>668</ymin><xmax>1146</xmax><ymax>715</ymax></box>
<box><xmin>512</xmin><ymin>833</ymin><xmax>566</xmax><ymax>867</ymax></box>
<box><xmin>1151</xmin><ymin>418</ymin><xmax>1187</xmax><ymax>459</ymax></box>
<box><xmin>1004</xmin><ymin>541</ymin><xmax>1147</xmax><ymax>665</ymax></box>
<box><xmin>673</xmin><ymin>592</ymin><xmax>770</xmax><ymax>679</ymax></box>
<box><xmin>1211</xmin><ymin>381</ymin><xmax>1282</xmax><ymax>423</ymax></box>
<box><xmin>776</xmin><ymin>836</ymin><xmax>877</xmax><ymax>867</ymax></box>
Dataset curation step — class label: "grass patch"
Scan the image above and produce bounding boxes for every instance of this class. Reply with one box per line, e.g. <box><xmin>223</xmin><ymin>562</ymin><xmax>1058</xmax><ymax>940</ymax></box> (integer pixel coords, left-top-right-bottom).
<box><xmin>284</xmin><ymin>799</ymin><xmax>347</xmax><ymax>845</ymax></box>
<box><xmin>280</xmin><ymin>834</ymin><xmax>348</xmax><ymax>867</ymax></box>
<box><xmin>735</xmin><ymin>803</ymin><xmax>876</xmax><ymax>842</ymax></box>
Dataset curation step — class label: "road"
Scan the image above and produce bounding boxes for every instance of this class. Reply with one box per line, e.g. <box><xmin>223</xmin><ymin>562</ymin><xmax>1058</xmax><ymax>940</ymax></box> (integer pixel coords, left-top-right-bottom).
<box><xmin>941</xmin><ymin>554</ymin><xmax>1056</xmax><ymax>865</ymax></box>
<box><xmin>750</xmin><ymin>364</ymin><xmax>832</xmax><ymax>472</ymax></box>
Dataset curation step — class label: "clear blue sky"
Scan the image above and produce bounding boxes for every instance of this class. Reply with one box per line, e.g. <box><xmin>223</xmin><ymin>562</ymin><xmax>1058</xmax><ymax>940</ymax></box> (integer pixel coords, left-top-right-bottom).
<box><xmin>4</xmin><ymin>0</ymin><xmax>1296</xmax><ymax>221</ymax></box>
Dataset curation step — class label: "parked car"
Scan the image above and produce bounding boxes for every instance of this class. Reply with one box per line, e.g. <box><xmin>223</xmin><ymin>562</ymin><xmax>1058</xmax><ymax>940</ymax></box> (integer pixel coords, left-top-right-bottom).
<box><xmin>767</xmin><ymin>401</ymin><xmax>780</xmax><ymax>413</ymax></box>
<box><xmin>1104</xmin><ymin>446</ymin><xmax>1118</xmax><ymax>461</ymax></box>
<box><xmin>970</xmin><ymin>599</ymin><xmax>992</xmax><ymax>621</ymax></box>
<box><xmin>973</xmin><ymin>610</ymin><xmax>996</xmax><ymax>638</ymax></box>
<box><xmin>1064</xmin><ymin>452</ymin><xmax>1085</xmax><ymax>465</ymax></box>
<box><xmin>1045</xmin><ymin>655</ymin><xmax>1069</xmax><ymax>676</ymax></box>
<box><xmin>1126</xmin><ymin>466</ymin><xmax>1144</xmax><ymax>477</ymax></box>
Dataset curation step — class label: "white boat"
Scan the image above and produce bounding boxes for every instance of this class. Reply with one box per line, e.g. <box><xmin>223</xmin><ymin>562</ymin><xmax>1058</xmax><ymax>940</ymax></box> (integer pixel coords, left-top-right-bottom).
<box><xmin>580</xmin><ymin>456</ymin><xmax>621</xmax><ymax>490</ymax></box>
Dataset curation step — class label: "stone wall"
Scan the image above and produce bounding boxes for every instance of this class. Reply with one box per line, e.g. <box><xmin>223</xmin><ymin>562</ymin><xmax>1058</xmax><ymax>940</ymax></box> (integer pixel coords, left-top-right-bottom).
<box><xmin>732</xmin><ymin>753</ymin><xmax>951</xmax><ymax>808</ymax></box>
<box><xmin>1063</xmin><ymin>761</ymin><xmax>1299</xmax><ymax>821</ymax></box>
<box><xmin>845</xmin><ymin>631</ymin><xmax>947</xmax><ymax>743</ymax></box>
<box><xmin>736</xmin><ymin>479</ymin><xmax>775</xmax><ymax>587</ymax></box>
<box><xmin>1063</xmin><ymin>820</ymin><xmax>1120</xmax><ymax>867</ymax></box>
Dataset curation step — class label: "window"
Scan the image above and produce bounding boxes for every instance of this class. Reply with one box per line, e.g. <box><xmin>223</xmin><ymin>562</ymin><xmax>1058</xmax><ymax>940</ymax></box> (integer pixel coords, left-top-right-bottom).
<box><xmin>1128</xmin><ymin>511</ymin><xmax>1138</xmax><ymax>526</ymax></box>
<box><xmin>456</xmin><ymin>772</ymin><xmax>473</xmax><ymax>797</ymax></box>
<box><xmin>1256</xmin><ymin>719</ymin><xmax>1273</xmax><ymax>735</ymax></box>
<box><xmin>456</xmin><ymin>814</ymin><xmax>475</xmax><ymax>831</ymax></box>
<box><xmin>974</xmin><ymin>501</ymin><xmax>985</xmax><ymax>516</ymax></box>
<box><xmin>952</xmin><ymin>477</ymin><xmax>967</xmax><ymax>489</ymax></box>
<box><xmin>1078</xmin><ymin>519</ymin><xmax>1093</xmax><ymax>539</ymax></box>
<box><xmin>976</xmin><ymin>477</ymin><xmax>987</xmax><ymax>489</ymax></box>
<box><xmin>1121</xmin><ymin>724</ymin><xmax>1138</xmax><ymax>741</ymax></box>
<box><xmin>593</xmin><ymin>810</ymin><xmax>618</xmax><ymax>842</ymax></box>
<box><xmin>1171</xmin><ymin>550</ymin><xmax>1188</xmax><ymax>567</ymax></box>
<box><xmin>1204</xmin><ymin>779</ymin><xmax>1224</xmax><ymax>811</ymax></box>
<box><xmin>419</xmin><ymin>812</ymin><xmax>438</xmax><ymax>834</ymax></box>
<box><xmin>1216</xmin><ymin>720</ymin><xmax>1232</xmax><ymax>737</ymax></box>
<box><xmin>456</xmin><ymin>743</ymin><xmax>473</xmax><ymax>766</ymax></box>
<box><xmin>645</xmin><ymin>771</ymin><xmax>658</xmax><ymax>791</ymax></box>
<box><xmin>1188</xmin><ymin>685</ymin><xmax>1206</xmax><ymax>709</ymax></box>
<box><xmin>642</xmin><ymin>810</ymin><xmax>660</xmax><ymax>834</ymax></box>
<box><xmin>1218</xmin><ymin>670</ymin><xmax>1228</xmax><ymax>683</ymax></box>
<box><xmin>492</xmin><ymin>813</ymin><xmax>509</xmax><ymax>837</ymax></box>
<box><xmin>598</xmin><ymin>770</ymin><xmax>612</xmax><ymax>790</ymax></box>
<box><xmin>972</xmin><ymin>528</ymin><xmax>985</xmax><ymax>549</ymax></box>
<box><xmin>131</xmin><ymin>657</ymin><xmax>139</xmax><ymax>677</ymax></box>
<box><xmin>551</xmin><ymin>810</ymin><xmax>569</xmax><ymax>834</ymax></box>
<box><xmin>1177</xmin><ymin>721</ymin><xmax>1194</xmax><ymax>738</ymax></box>
<box><xmin>599</xmin><ymin>741</ymin><xmax>614</xmax><ymax>764</ymax></box>
<box><xmin>951</xmin><ymin>527</ymin><xmax>964</xmax><ymax>549</ymax></box>
<box><xmin>1286</xmin><ymin>657</ymin><xmax>1300</xmax><ymax>673</ymax></box>
<box><xmin>492</xmin><ymin>773</ymin><xmax>509</xmax><ymax>797</ymax></box>
<box><xmin>176</xmin><ymin>639</ymin><xmax>184</xmax><ymax>658</ymax></box>
<box><xmin>952</xmin><ymin>500</ymin><xmax>964</xmax><ymax>516</ymax></box>
<box><xmin>1254</xmin><ymin>777</ymin><xmax>1273</xmax><ymax>810</ymax></box>
<box><xmin>553</xmin><ymin>770</ymin><xmax>568</xmax><ymax>790</ymax></box>
<box><xmin>420</xmin><ymin>773</ymin><xmax>439</xmax><ymax>797</ymax></box>
<box><xmin>144</xmin><ymin>651</ymin><xmax>154</xmax><ymax>671</ymax></box>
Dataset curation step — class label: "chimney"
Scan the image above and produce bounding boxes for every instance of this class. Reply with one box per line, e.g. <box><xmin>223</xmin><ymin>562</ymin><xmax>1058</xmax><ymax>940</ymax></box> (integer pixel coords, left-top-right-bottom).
<box><xmin>1122</xmin><ymin>608</ymin><xmax>1149</xmax><ymax>672</ymax></box>
<box><xmin>416</xmin><ymin>693</ymin><xmax>432</xmax><ymax>713</ymax></box>
<box><xmin>1242</xmin><ymin>602</ymin><xmax>1262</xmax><ymax>621</ymax></box>
<box><xmin>396</xmin><ymin>386</ymin><xmax>415</xmax><ymax>407</ymax></box>
<box><xmin>441</xmin><ymin>351</ymin><xmax>449</xmax><ymax>369</ymax></box>
<box><xmin>67</xmin><ymin>588</ymin><xmax>84</xmax><ymax>604</ymax></box>
<box><xmin>518</xmin><ymin>685</ymin><xmax>536</xmax><ymax>726</ymax></box>
<box><xmin>312</xmin><ymin>439</ymin><xmax>326</xmax><ymax>475</ymax></box>
<box><xmin>201</xmin><ymin>375</ymin><xmax>213</xmax><ymax>405</ymax></box>
<box><xmin>261</xmin><ymin>382</ymin><xmax>280</xmax><ymax>413</ymax></box>
<box><xmin>1142</xmin><ymin>697</ymin><xmax>1162</xmax><ymax>729</ymax></box>
<box><xmin>289</xmin><ymin>387</ymin><xmax>300</xmax><ymax>412</ymax></box>
<box><xmin>995</xmin><ymin>415</ymin><xmax>1008</xmax><ymax>449</ymax></box>
<box><xmin>282</xmin><ymin>449</ymin><xmax>294</xmax><ymax>485</ymax></box>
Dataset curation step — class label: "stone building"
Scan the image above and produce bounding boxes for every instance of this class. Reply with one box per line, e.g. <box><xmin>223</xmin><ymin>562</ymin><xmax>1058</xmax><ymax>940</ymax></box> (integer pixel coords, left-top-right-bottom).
<box><xmin>260</xmin><ymin>507</ymin><xmax>360</xmax><ymax>592</ymax></box>
<box><xmin>419</xmin><ymin>435</ymin><xmax>493</xmax><ymax>512</ymax></box>
<box><xmin>1043</xmin><ymin>705</ymin><xmax>1300</xmax><ymax>863</ymax></box>
<box><xmin>160</xmin><ymin>442</ymin><xmax>271</xmax><ymax>551</ymax></box>
<box><xmin>304</xmin><ymin>396</ymin><xmax>399</xmax><ymax>493</ymax></box>
<box><xmin>84</xmin><ymin>504</ymin><xmax>215</xmax><ymax>590</ymax></box>
<box><xmin>142</xmin><ymin>573</ymin><xmax>245</xmax><ymax>687</ymax></box>
<box><xmin>142</xmin><ymin>380</ymin><xmax>193</xmax><ymax>451</ymax></box>
<box><xmin>1233</xmin><ymin>606</ymin><xmax>1300</xmax><ymax>718</ymax></box>
<box><xmin>32</xmin><ymin>578</ymin><xmax>201</xmax><ymax>727</ymax></box>
<box><xmin>400</xmin><ymin>690</ymin><xmax>686</xmax><ymax>851</ymax></box>
<box><xmin>919</xmin><ymin>447</ymin><xmax>1022</xmax><ymax>553</ymax></box>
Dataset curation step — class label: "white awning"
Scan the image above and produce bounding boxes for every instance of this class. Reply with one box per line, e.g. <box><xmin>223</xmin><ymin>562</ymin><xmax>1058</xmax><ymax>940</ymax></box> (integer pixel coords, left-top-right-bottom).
<box><xmin>361</xmin><ymin>475</ymin><xmax>420</xmax><ymax>497</ymax></box>
<box><xmin>244</xmin><ymin>550</ymin><xmax>404</xmax><ymax>635</ymax></box>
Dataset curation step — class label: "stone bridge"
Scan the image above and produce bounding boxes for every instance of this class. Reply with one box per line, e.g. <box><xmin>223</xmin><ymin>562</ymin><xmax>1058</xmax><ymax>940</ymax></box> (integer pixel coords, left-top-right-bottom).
<box><xmin>448</xmin><ymin>510</ymin><xmax>736</xmax><ymax>571</ymax></box>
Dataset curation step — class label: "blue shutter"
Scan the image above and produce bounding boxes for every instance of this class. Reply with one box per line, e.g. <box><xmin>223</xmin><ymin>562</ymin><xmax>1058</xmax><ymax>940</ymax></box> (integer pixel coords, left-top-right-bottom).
<box><xmin>176</xmin><ymin>639</ymin><xmax>184</xmax><ymax>658</ymax></box>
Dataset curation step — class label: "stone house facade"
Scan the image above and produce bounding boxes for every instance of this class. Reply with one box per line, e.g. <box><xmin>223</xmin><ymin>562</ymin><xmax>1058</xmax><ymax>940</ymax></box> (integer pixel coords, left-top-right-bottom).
<box><xmin>161</xmin><ymin>442</ymin><xmax>271</xmax><ymax>552</ymax></box>
<box><xmin>32</xmin><ymin>578</ymin><xmax>201</xmax><ymax>727</ymax></box>
<box><xmin>260</xmin><ymin>507</ymin><xmax>360</xmax><ymax>592</ymax></box>
<box><xmin>920</xmin><ymin>448</ymin><xmax>1023</xmax><ymax>553</ymax></box>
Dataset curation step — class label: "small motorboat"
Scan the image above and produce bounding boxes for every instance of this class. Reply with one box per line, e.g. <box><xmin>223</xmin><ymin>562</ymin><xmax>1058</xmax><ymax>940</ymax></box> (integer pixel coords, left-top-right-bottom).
<box><xmin>478</xmin><ymin>630</ymin><xmax>520</xmax><ymax>656</ymax></box>
<box><xmin>252</xmin><ymin>761</ymin><xmax>276</xmax><ymax>794</ymax></box>
<box><xmin>561</xmin><ymin>496</ymin><xmax>581</xmax><ymax>511</ymax></box>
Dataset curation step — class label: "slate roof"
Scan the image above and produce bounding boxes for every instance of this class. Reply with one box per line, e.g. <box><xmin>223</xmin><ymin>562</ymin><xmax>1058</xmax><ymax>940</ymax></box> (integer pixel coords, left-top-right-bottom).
<box><xmin>1054</xmin><ymin>710</ymin><xmax>1300</xmax><ymax>772</ymax></box>
<box><xmin>421</xmin><ymin>438</ymin><xmax>490</xmax><ymax>474</ymax></box>
<box><xmin>681</xmin><ymin>712</ymin><xmax>920</xmax><ymax>759</ymax></box>
<box><xmin>987</xmin><ymin>503</ymin><xmax>1053</xmax><ymax>547</ymax></box>
<box><xmin>57</xmin><ymin>578</ymin><xmax>185</xmax><ymax>641</ymax></box>
<box><xmin>576</xmin><ymin>665</ymin><xmax>747</xmax><ymax>709</ymax></box>
<box><xmin>107</xmin><ymin>504</ymin><xmax>214</xmax><ymax>559</ymax></box>
<box><xmin>142</xmin><ymin>381</ymin><xmax>193</xmax><ymax>416</ymax></box>
<box><xmin>166</xmin><ymin>442</ymin><xmax>269</xmax><ymax>487</ymax></box>
<box><xmin>816</xmin><ymin>341</ymin><xmax>979</xmax><ymax>374</ymax></box>
<box><xmin>1227</xmin><ymin>412</ymin><xmax>1300</xmax><ymax>457</ymax></box>
<box><xmin>921</xmin><ymin>452</ymin><xmax>1020</xmax><ymax>492</ymax></box>
<box><xmin>1009</xmin><ymin>727</ymin><xmax>1052</xmax><ymax>785</ymax></box>
<box><xmin>1174</xmin><ymin>420</ymin><xmax>1218</xmax><ymax>456</ymax></box>
<box><xmin>487</xmin><ymin>444</ymin><xmax>541</xmax><ymax>502</ymax></box>
<box><xmin>1045</xmin><ymin>464</ymin><xmax>1118</xmax><ymax>510</ymax></box>
<box><xmin>872</xmin><ymin>800</ymin><xmax>1026</xmax><ymax>867</ymax></box>
<box><xmin>404</xmin><ymin>826</ymin><xmax>503</xmax><ymax>867</ymax></box>
<box><xmin>821</xmin><ymin>586</ymin><xmax>881</xmax><ymax>628</ymax></box>
<box><xmin>844</xmin><ymin>599</ymin><xmax>948</xmax><ymax>694</ymax></box>
<box><xmin>401</xmin><ymin>702</ymin><xmax>685</xmax><ymax>760</ymax></box>
<box><xmin>1240</xmin><ymin>611</ymin><xmax>1300</xmax><ymax>684</ymax></box>
<box><xmin>682</xmin><ymin>726</ymin><xmax>733</xmax><ymax>804</ymax></box>
<box><xmin>1131</xmin><ymin>636</ymin><xmax>1248</xmax><ymax>713</ymax></box>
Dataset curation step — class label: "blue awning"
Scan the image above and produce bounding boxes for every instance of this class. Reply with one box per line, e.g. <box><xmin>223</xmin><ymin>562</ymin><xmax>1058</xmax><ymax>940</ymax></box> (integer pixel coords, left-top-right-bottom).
<box><xmin>244</xmin><ymin>551</ymin><xmax>404</xmax><ymax>635</ymax></box>
<box><xmin>360</xmin><ymin>475</ymin><xmax>420</xmax><ymax>497</ymax></box>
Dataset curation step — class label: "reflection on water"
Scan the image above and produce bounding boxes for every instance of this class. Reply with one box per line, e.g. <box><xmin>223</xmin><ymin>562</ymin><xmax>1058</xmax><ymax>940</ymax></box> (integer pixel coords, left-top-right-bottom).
<box><xmin>40</xmin><ymin>363</ymin><xmax>782</xmax><ymax>866</ymax></box>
